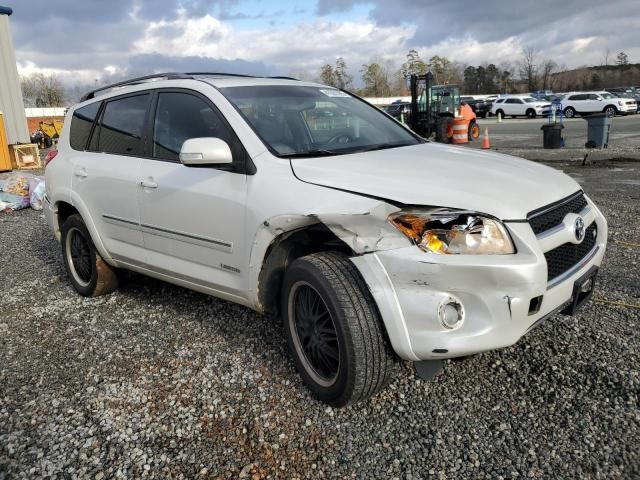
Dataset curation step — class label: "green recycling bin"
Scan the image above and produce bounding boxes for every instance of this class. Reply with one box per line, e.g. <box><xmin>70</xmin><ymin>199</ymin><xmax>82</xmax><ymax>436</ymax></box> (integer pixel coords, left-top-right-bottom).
<box><xmin>584</xmin><ymin>113</ymin><xmax>611</xmax><ymax>148</ymax></box>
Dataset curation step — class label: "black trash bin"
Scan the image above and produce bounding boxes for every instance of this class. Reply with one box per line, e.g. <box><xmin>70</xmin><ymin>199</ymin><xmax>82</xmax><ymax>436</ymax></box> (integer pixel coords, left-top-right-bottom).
<box><xmin>583</xmin><ymin>113</ymin><xmax>611</xmax><ymax>148</ymax></box>
<box><xmin>541</xmin><ymin>123</ymin><xmax>564</xmax><ymax>149</ymax></box>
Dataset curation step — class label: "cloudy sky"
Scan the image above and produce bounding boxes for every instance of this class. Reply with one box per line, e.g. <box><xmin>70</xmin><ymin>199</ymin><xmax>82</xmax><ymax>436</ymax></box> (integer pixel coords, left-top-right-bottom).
<box><xmin>5</xmin><ymin>0</ymin><xmax>639</xmax><ymax>85</ymax></box>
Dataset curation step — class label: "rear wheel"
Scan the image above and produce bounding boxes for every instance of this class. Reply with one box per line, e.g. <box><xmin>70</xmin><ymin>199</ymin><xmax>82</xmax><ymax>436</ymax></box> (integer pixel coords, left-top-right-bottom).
<box><xmin>603</xmin><ymin>105</ymin><xmax>617</xmax><ymax>117</ymax></box>
<box><xmin>61</xmin><ymin>214</ymin><xmax>118</xmax><ymax>297</ymax></box>
<box><xmin>282</xmin><ymin>252</ymin><xmax>398</xmax><ymax>406</ymax></box>
<box><xmin>563</xmin><ymin>107</ymin><xmax>576</xmax><ymax>118</ymax></box>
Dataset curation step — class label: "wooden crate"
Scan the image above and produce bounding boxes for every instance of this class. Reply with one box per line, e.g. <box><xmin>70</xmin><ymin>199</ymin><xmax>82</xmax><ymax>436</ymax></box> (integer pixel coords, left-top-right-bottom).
<box><xmin>10</xmin><ymin>144</ymin><xmax>41</xmax><ymax>169</ymax></box>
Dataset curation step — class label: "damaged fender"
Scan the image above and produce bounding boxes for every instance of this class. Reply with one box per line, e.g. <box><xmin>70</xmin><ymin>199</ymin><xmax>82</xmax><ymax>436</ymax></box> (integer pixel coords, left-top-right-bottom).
<box><xmin>247</xmin><ymin>202</ymin><xmax>411</xmax><ymax>312</ymax></box>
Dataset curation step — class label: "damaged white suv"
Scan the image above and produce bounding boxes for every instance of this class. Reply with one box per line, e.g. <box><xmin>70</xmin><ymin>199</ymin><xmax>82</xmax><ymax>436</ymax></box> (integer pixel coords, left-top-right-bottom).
<box><xmin>45</xmin><ymin>73</ymin><xmax>607</xmax><ymax>406</ymax></box>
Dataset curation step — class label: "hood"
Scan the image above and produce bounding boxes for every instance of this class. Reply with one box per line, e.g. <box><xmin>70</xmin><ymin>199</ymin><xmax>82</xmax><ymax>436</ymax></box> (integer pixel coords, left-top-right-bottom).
<box><xmin>290</xmin><ymin>143</ymin><xmax>580</xmax><ymax>220</ymax></box>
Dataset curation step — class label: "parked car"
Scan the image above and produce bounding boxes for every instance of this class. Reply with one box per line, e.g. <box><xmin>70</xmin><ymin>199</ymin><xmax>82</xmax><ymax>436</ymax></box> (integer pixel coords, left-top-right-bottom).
<box><xmin>606</xmin><ymin>88</ymin><xmax>640</xmax><ymax>113</ymax></box>
<box><xmin>531</xmin><ymin>90</ymin><xmax>554</xmax><ymax>98</ymax></box>
<box><xmin>460</xmin><ymin>96</ymin><xmax>492</xmax><ymax>118</ymax></box>
<box><xmin>491</xmin><ymin>96</ymin><xmax>551</xmax><ymax>118</ymax></box>
<box><xmin>45</xmin><ymin>73</ymin><xmax>608</xmax><ymax>406</ymax></box>
<box><xmin>561</xmin><ymin>91</ymin><xmax>637</xmax><ymax>117</ymax></box>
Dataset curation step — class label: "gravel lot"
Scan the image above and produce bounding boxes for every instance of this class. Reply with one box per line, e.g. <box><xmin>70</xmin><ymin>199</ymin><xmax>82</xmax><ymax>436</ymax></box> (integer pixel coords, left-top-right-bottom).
<box><xmin>1</xmin><ymin>161</ymin><xmax>639</xmax><ymax>479</ymax></box>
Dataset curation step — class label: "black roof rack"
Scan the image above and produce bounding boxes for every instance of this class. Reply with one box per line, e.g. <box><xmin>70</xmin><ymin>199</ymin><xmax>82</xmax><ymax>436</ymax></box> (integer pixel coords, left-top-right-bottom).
<box><xmin>80</xmin><ymin>71</ymin><xmax>300</xmax><ymax>102</ymax></box>
<box><xmin>80</xmin><ymin>72</ymin><xmax>192</xmax><ymax>101</ymax></box>
<box><xmin>186</xmin><ymin>72</ymin><xmax>257</xmax><ymax>78</ymax></box>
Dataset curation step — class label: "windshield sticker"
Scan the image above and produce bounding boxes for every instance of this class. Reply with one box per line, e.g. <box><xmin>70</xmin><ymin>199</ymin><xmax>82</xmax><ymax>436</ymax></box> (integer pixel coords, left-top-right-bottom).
<box><xmin>320</xmin><ymin>89</ymin><xmax>350</xmax><ymax>98</ymax></box>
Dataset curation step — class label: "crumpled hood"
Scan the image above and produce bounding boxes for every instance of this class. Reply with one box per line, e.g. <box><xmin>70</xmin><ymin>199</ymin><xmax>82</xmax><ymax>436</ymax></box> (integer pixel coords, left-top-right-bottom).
<box><xmin>290</xmin><ymin>143</ymin><xmax>580</xmax><ymax>220</ymax></box>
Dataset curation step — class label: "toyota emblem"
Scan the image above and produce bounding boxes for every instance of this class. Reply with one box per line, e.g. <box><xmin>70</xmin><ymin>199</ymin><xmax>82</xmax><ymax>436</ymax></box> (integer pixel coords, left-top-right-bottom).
<box><xmin>574</xmin><ymin>217</ymin><xmax>585</xmax><ymax>243</ymax></box>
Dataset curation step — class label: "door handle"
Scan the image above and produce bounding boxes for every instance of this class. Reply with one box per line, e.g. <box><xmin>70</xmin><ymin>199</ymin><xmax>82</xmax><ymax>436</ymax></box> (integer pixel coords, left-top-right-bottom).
<box><xmin>73</xmin><ymin>169</ymin><xmax>88</xmax><ymax>178</ymax></box>
<box><xmin>138</xmin><ymin>179</ymin><xmax>158</xmax><ymax>189</ymax></box>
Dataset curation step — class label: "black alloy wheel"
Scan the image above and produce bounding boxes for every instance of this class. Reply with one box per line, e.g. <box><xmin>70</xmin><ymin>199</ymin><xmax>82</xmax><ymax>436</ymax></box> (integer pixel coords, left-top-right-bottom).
<box><xmin>290</xmin><ymin>281</ymin><xmax>340</xmax><ymax>385</ymax></box>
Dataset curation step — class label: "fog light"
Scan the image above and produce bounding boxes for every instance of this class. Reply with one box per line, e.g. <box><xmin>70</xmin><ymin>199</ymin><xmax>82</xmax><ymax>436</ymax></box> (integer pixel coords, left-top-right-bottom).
<box><xmin>438</xmin><ymin>298</ymin><xmax>464</xmax><ymax>329</ymax></box>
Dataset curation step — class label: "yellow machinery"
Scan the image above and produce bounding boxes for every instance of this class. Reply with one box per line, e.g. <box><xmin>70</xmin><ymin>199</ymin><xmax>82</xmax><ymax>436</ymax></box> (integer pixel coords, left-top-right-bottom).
<box><xmin>38</xmin><ymin>119</ymin><xmax>64</xmax><ymax>147</ymax></box>
<box><xmin>0</xmin><ymin>112</ymin><xmax>12</xmax><ymax>171</ymax></box>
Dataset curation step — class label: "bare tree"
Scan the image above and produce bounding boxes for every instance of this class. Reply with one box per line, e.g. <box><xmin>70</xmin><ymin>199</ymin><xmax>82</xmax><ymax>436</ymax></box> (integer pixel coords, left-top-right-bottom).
<box><xmin>518</xmin><ymin>47</ymin><xmax>539</xmax><ymax>91</ymax></box>
<box><xmin>21</xmin><ymin>73</ymin><xmax>66</xmax><ymax>107</ymax></box>
<box><xmin>541</xmin><ymin>59</ymin><xmax>558</xmax><ymax>90</ymax></box>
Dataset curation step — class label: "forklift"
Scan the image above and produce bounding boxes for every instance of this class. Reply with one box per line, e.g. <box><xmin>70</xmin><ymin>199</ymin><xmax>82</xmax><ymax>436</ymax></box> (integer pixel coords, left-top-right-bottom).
<box><xmin>408</xmin><ymin>72</ymin><xmax>479</xmax><ymax>143</ymax></box>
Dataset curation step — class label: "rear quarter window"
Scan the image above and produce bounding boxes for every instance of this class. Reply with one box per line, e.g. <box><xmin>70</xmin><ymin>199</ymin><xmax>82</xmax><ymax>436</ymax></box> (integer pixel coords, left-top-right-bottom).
<box><xmin>69</xmin><ymin>102</ymin><xmax>101</xmax><ymax>151</ymax></box>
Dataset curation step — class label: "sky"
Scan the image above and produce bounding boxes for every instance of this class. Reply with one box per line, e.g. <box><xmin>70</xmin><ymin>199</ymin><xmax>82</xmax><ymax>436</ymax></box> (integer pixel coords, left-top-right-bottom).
<box><xmin>4</xmin><ymin>0</ymin><xmax>639</xmax><ymax>87</ymax></box>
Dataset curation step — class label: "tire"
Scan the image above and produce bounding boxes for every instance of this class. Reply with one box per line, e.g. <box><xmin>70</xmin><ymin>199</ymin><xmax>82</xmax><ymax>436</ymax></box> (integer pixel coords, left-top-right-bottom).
<box><xmin>436</xmin><ymin>117</ymin><xmax>453</xmax><ymax>143</ymax></box>
<box><xmin>61</xmin><ymin>214</ymin><xmax>118</xmax><ymax>297</ymax></box>
<box><xmin>281</xmin><ymin>252</ymin><xmax>399</xmax><ymax>406</ymax></box>
<box><xmin>563</xmin><ymin>107</ymin><xmax>576</xmax><ymax>118</ymax></box>
<box><xmin>603</xmin><ymin>105</ymin><xmax>617</xmax><ymax>117</ymax></box>
<box><xmin>526</xmin><ymin>109</ymin><xmax>536</xmax><ymax>119</ymax></box>
<box><xmin>468</xmin><ymin>120</ymin><xmax>480</xmax><ymax>141</ymax></box>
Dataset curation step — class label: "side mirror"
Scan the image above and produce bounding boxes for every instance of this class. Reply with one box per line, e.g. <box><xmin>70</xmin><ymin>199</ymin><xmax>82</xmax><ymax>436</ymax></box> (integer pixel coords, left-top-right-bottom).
<box><xmin>179</xmin><ymin>137</ymin><xmax>233</xmax><ymax>166</ymax></box>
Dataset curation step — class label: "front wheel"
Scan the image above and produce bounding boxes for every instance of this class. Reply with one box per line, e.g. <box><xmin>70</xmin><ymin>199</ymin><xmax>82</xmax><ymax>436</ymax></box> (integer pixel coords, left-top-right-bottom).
<box><xmin>563</xmin><ymin>107</ymin><xmax>576</xmax><ymax>118</ymax></box>
<box><xmin>282</xmin><ymin>252</ymin><xmax>398</xmax><ymax>406</ymax></box>
<box><xmin>526</xmin><ymin>109</ymin><xmax>536</xmax><ymax>119</ymax></box>
<box><xmin>61</xmin><ymin>214</ymin><xmax>118</xmax><ymax>297</ymax></box>
<box><xmin>603</xmin><ymin>105</ymin><xmax>617</xmax><ymax>117</ymax></box>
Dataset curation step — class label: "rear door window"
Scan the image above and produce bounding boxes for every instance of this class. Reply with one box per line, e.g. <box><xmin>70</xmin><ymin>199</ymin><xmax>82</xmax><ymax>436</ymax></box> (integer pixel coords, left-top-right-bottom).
<box><xmin>69</xmin><ymin>102</ymin><xmax>101</xmax><ymax>151</ymax></box>
<box><xmin>96</xmin><ymin>94</ymin><xmax>151</xmax><ymax>156</ymax></box>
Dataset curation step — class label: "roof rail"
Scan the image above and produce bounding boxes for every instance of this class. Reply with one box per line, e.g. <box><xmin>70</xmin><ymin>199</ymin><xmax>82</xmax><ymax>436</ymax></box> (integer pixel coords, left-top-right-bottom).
<box><xmin>186</xmin><ymin>72</ymin><xmax>257</xmax><ymax>78</ymax></box>
<box><xmin>188</xmin><ymin>72</ymin><xmax>299</xmax><ymax>81</ymax></box>
<box><xmin>80</xmin><ymin>72</ymin><xmax>192</xmax><ymax>101</ymax></box>
<box><xmin>80</xmin><ymin>71</ymin><xmax>301</xmax><ymax>102</ymax></box>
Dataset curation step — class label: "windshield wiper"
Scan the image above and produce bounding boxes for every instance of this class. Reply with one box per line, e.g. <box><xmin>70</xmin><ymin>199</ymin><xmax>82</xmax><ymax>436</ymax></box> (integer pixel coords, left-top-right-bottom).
<box><xmin>284</xmin><ymin>149</ymin><xmax>343</xmax><ymax>158</ymax></box>
<box><xmin>346</xmin><ymin>142</ymin><xmax>413</xmax><ymax>153</ymax></box>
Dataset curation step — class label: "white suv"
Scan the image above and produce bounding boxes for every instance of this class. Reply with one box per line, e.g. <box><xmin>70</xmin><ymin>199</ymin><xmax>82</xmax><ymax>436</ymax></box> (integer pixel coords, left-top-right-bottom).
<box><xmin>45</xmin><ymin>73</ymin><xmax>608</xmax><ymax>406</ymax></box>
<box><xmin>561</xmin><ymin>91</ymin><xmax>637</xmax><ymax>117</ymax></box>
<box><xmin>491</xmin><ymin>96</ymin><xmax>551</xmax><ymax>118</ymax></box>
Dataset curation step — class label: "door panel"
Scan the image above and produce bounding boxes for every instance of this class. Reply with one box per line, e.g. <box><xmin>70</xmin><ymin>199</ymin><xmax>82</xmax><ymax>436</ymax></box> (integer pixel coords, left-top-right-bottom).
<box><xmin>137</xmin><ymin>161</ymin><xmax>248</xmax><ymax>296</ymax></box>
<box><xmin>72</xmin><ymin>152</ymin><xmax>144</xmax><ymax>262</ymax></box>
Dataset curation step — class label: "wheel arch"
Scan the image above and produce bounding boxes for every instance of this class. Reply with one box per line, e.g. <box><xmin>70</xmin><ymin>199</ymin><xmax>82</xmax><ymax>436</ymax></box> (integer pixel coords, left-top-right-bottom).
<box><xmin>256</xmin><ymin>224</ymin><xmax>354</xmax><ymax>317</ymax></box>
<box><xmin>55</xmin><ymin>194</ymin><xmax>114</xmax><ymax>265</ymax></box>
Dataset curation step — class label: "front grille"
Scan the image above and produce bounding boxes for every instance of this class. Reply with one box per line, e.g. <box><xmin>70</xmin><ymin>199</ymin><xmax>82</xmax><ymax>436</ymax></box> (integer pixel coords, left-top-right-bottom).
<box><xmin>528</xmin><ymin>192</ymin><xmax>588</xmax><ymax>235</ymax></box>
<box><xmin>544</xmin><ymin>223</ymin><xmax>597</xmax><ymax>282</ymax></box>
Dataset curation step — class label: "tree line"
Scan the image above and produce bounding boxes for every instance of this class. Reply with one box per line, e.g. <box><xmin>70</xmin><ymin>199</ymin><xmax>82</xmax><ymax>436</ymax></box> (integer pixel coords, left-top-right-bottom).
<box><xmin>19</xmin><ymin>49</ymin><xmax>635</xmax><ymax>107</ymax></box>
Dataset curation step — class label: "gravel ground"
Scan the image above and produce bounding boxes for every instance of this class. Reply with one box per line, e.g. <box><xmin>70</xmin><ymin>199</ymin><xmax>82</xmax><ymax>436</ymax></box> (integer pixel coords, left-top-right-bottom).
<box><xmin>1</xmin><ymin>162</ymin><xmax>639</xmax><ymax>479</ymax></box>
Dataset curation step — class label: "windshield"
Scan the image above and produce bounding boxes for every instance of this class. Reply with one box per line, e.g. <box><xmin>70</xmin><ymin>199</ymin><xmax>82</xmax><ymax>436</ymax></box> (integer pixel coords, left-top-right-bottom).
<box><xmin>601</xmin><ymin>93</ymin><xmax>615</xmax><ymax>99</ymax></box>
<box><xmin>220</xmin><ymin>85</ymin><xmax>421</xmax><ymax>157</ymax></box>
<box><xmin>523</xmin><ymin>97</ymin><xmax>538</xmax><ymax>103</ymax></box>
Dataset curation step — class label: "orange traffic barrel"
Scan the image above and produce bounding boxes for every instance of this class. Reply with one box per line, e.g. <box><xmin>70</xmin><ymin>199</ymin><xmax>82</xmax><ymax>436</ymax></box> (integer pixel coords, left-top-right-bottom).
<box><xmin>451</xmin><ymin>117</ymin><xmax>468</xmax><ymax>144</ymax></box>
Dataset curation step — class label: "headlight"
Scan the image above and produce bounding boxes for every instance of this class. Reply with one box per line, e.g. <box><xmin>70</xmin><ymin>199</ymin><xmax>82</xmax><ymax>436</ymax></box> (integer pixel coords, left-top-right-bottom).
<box><xmin>389</xmin><ymin>210</ymin><xmax>515</xmax><ymax>254</ymax></box>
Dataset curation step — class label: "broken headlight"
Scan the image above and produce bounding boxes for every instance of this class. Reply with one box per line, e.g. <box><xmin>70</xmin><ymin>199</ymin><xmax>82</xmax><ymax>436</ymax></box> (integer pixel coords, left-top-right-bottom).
<box><xmin>389</xmin><ymin>210</ymin><xmax>514</xmax><ymax>255</ymax></box>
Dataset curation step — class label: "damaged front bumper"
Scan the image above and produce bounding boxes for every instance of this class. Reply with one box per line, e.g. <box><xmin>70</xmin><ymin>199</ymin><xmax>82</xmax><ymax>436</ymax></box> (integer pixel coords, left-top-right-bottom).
<box><xmin>351</xmin><ymin>219</ymin><xmax>607</xmax><ymax>361</ymax></box>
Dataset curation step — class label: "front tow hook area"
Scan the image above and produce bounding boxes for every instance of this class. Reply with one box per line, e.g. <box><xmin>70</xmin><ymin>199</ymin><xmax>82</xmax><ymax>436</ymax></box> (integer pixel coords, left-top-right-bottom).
<box><xmin>414</xmin><ymin>360</ymin><xmax>444</xmax><ymax>380</ymax></box>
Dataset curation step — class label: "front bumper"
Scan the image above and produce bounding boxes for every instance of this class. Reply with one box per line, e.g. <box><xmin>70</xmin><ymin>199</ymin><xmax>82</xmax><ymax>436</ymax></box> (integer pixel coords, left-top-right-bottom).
<box><xmin>351</xmin><ymin>206</ymin><xmax>607</xmax><ymax>361</ymax></box>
